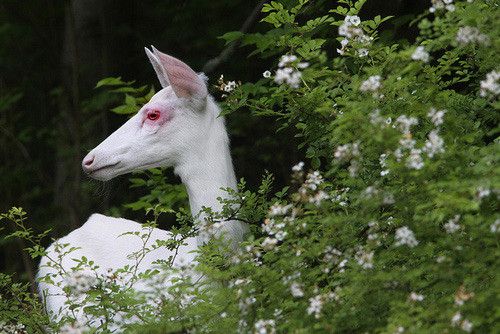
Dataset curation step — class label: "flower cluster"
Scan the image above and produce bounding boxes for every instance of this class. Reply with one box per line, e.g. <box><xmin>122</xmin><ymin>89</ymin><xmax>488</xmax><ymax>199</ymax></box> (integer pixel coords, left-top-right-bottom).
<box><xmin>289</xmin><ymin>281</ymin><xmax>305</xmax><ymax>297</ymax></box>
<box><xmin>451</xmin><ymin>312</ymin><xmax>473</xmax><ymax>332</ymax></box>
<box><xmin>333</xmin><ymin>142</ymin><xmax>362</xmax><ymax>177</ymax></box>
<box><xmin>334</xmin><ymin>142</ymin><xmax>360</xmax><ymax>162</ymax></box>
<box><xmin>261</xmin><ymin>218</ymin><xmax>287</xmax><ymax>251</ymax></box>
<box><xmin>294</xmin><ymin>170</ymin><xmax>329</xmax><ymax>205</ymax></box>
<box><xmin>455</xmin><ymin>26</ymin><xmax>490</xmax><ymax>46</ymax></box>
<box><xmin>394</xmin><ymin>115</ymin><xmax>418</xmax><ymax>135</ymax></box>
<box><xmin>424</xmin><ymin>129</ymin><xmax>445</xmax><ymax>158</ymax></box>
<box><xmin>454</xmin><ymin>285</ymin><xmax>475</xmax><ymax>306</ymax></box>
<box><xmin>337</xmin><ymin>15</ymin><xmax>372</xmax><ymax>57</ymax></box>
<box><xmin>429</xmin><ymin>0</ymin><xmax>455</xmax><ymax>13</ymax></box>
<box><xmin>355</xmin><ymin>248</ymin><xmax>374</xmax><ymax>269</ymax></box>
<box><xmin>273</xmin><ymin>54</ymin><xmax>308</xmax><ymax>89</ymax></box>
<box><xmin>408</xmin><ymin>292</ymin><xmax>425</xmax><ymax>302</ymax></box>
<box><xmin>370</xmin><ymin>108</ymin><xmax>392</xmax><ymax>128</ymax></box>
<box><xmin>411</xmin><ymin>46</ymin><xmax>430</xmax><ymax>63</ymax></box>
<box><xmin>444</xmin><ymin>214</ymin><xmax>461</xmax><ymax>233</ymax></box>
<box><xmin>359</xmin><ymin>75</ymin><xmax>382</xmax><ymax>94</ymax></box>
<box><xmin>405</xmin><ymin>148</ymin><xmax>424</xmax><ymax>170</ymax></box>
<box><xmin>0</xmin><ymin>322</ymin><xmax>27</xmax><ymax>334</ymax></box>
<box><xmin>479</xmin><ymin>70</ymin><xmax>499</xmax><ymax>98</ymax></box>
<box><xmin>322</xmin><ymin>246</ymin><xmax>344</xmax><ymax>273</ymax></box>
<box><xmin>394</xmin><ymin>226</ymin><xmax>419</xmax><ymax>248</ymax></box>
<box><xmin>239</xmin><ymin>295</ymin><xmax>257</xmax><ymax>315</ymax></box>
<box><xmin>216</xmin><ymin>74</ymin><xmax>240</xmax><ymax>93</ymax></box>
<box><xmin>427</xmin><ymin>107</ymin><xmax>446</xmax><ymax>126</ymax></box>
<box><xmin>254</xmin><ymin>319</ymin><xmax>276</xmax><ymax>334</ymax></box>
<box><xmin>306</xmin><ymin>292</ymin><xmax>340</xmax><ymax>319</ymax></box>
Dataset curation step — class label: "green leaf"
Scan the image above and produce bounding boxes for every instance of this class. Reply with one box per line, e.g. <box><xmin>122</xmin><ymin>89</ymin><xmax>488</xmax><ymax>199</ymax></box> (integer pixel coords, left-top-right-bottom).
<box><xmin>111</xmin><ymin>105</ymin><xmax>138</xmax><ymax>115</ymax></box>
<box><xmin>311</xmin><ymin>156</ymin><xmax>321</xmax><ymax>169</ymax></box>
<box><xmin>95</xmin><ymin>77</ymin><xmax>125</xmax><ymax>88</ymax></box>
<box><xmin>219</xmin><ymin>31</ymin><xmax>244</xmax><ymax>45</ymax></box>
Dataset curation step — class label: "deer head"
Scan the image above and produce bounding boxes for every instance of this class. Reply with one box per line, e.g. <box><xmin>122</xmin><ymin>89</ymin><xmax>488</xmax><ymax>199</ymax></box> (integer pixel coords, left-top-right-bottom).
<box><xmin>82</xmin><ymin>47</ymin><xmax>213</xmax><ymax>181</ymax></box>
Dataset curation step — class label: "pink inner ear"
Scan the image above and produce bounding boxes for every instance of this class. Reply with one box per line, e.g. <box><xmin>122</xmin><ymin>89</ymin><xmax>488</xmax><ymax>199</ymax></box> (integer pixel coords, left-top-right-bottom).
<box><xmin>153</xmin><ymin>50</ymin><xmax>207</xmax><ymax>99</ymax></box>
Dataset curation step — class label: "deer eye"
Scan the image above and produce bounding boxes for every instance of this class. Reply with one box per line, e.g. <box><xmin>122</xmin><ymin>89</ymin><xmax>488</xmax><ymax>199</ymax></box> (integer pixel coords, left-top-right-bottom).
<box><xmin>147</xmin><ymin>110</ymin><xmax>160</xmax><ymax>121</ymax></box>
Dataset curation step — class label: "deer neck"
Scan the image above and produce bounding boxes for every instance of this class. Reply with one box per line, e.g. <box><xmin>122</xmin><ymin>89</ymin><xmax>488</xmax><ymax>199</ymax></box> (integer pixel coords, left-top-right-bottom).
<box><xmin>174</xmin><ymin>103</ymin><xmax>237</xmax><ymax>220</ymax></box>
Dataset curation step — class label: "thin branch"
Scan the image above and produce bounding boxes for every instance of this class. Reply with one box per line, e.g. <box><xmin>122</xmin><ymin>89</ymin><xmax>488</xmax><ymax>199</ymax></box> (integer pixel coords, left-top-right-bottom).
<box><xmin>202</xmin><ymin>0</ymin><xmax>267</xmax><ymax>74</ymax></box>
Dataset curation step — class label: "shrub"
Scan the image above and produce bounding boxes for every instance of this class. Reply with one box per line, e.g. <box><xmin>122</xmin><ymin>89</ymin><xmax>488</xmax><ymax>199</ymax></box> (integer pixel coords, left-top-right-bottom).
<box><xmin>1</xmin><ymin>0</ymin><xmax>499</xmax><ymax>333</ymax></box>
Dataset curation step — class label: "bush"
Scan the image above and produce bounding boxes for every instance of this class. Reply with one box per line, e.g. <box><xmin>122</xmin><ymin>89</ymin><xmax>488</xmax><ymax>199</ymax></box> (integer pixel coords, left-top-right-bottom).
<box><xmin>1</xmin><ymin>0</ymin><xmax>499</xmax><ymax>333</ymax></box>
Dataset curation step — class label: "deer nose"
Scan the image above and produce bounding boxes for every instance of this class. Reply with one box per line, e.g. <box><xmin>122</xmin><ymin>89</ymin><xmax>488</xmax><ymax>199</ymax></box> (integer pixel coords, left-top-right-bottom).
<box><xmin>82</xmin><ymin>153</ymin><xmax>95</xmax><ymax>173</ymax></box>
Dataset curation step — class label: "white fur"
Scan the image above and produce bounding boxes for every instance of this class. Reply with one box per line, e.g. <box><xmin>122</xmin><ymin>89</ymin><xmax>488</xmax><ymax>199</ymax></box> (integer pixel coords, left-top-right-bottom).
<box><xmin>37</xmin><ymin>47</ymin><xmax>250</xmax><ymax>323</ymax></box>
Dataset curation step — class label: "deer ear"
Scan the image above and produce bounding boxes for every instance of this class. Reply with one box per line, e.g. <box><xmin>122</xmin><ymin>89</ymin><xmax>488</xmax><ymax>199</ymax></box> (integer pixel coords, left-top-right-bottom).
<box><xmin>146</xmin><ymin>46</ymin><xmax>207</xmax><ymax>100</ymax></box>
<box><xmin>145</xmin><ymin>47</ymin><xmax>170</xmax><ymax>89</ymax></box>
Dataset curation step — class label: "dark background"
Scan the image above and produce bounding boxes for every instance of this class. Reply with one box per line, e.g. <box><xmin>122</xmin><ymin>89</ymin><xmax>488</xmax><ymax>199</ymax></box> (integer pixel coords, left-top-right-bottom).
<box><xmin>0</xmin><ymin>0</ymin><xmax>428</xmax><ymax>288</ymax></box>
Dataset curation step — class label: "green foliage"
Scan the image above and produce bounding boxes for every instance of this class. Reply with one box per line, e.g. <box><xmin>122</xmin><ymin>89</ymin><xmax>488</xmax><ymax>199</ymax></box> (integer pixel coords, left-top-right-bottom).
<box><xmin>1</xmin><ymin>0</ymin><xmax>499</xmax><ymax>333</ymax></box>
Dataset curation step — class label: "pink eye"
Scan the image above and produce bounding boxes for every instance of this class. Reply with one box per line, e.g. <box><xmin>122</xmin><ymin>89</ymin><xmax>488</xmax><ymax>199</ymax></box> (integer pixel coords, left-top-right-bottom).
<box><xmin>147</xmin><ymin>110</ymin><xmax>160</xmax><ymax>121</ymax></box>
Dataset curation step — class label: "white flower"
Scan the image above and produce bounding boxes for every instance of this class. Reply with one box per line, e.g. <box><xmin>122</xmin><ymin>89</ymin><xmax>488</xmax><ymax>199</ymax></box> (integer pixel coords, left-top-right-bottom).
<box><xmin>290</xmin><ymin>281</ymin><xmax>304</xmax><ymax>297</ymax></box>
<box><xmin>430</xmin><ymin>0</ymin><xmax>455</xmax><ymax>13</ymax></box>
<box><xmin>411</xmin><ymin>46</ymin><xmax>429</xmax><ymax>62</ymax></box>
<box><xmin>309</xmin><ymin>190</ymin><xmax>329</xmax><ymax>206</ymax></box>
<box><xmin>395</xmin><ymin>115</ymin><xmax>418</xmax><ymax>134</ymax></box>
<box><xmin>427</xmin><ymin>107</ymin><xmax>446</xmax><ymax>126</ymax></box>
<box><xmin>274</xmin><ymin>67</ymin><xmax>302</xmax><ymax>89</ymax></box>
<box><xmin>357</xmin><ymin>48</ymin><xmax>369</xmax><ymax>57</ymax></box>
<box><xmin>424</xmin><ymin>129</ymin><xmax>445</xmax><ymax>158</ymax></box>
<box><xmin>337</xmin><ymin>38</ymin><xmax>350</xmax><ymax>55</ymax></box>
<box><xmin>239</xmin><ymin>296</ymin><xmax>257</xmax><ymax>314</ymax></box>
<box><xmin>490</xmin><ymin>219</ymin><xmax>500</xmax><ymax>233</ymax></box>
<box><xmin>307</xmin><ymin>295</ymin><xmax>324</xmax><ymax>318</ymax></box>
<box><xmin>455</xmin><ymin>26</ymin><xmax>489</xmax><ymax>46</ymax></box>
<box><xmin>297</xmin><ymin>61</ymin><xmax>310</xmax><ymax>69</ymax></box>
<box><xmin>262</xmin><ymin>237</ymin><xmax>279</xmax><ymax>251</ymax></box>
<box><xmin>263</xmin><ymin>70</ymin><xmax>271</xmax><ymax>78</ymax></box>
<box><xmin>349</xmin><ymin>15</ymin><xmax>361</xmax><ymax>26</ymax></box>
<box><xmin>360</xmin><ymin>75</ymin><xmax>382</xmax><ymax>92</ymax></box>
<box><xmin>338</xmin><ymin>22</ymin><xmax>353</xmax><ymax>38</ymax></box>
<box><xmin>356</xmin><ymin>250</ymin><xmax>374</xmax><ymax>269</ymax></box>
<box><xmin>381</xmin><ymin>169</ymin><xmax>390</xmax><ymax>176</ymax></box>
<box><xmin>444</xmin><ymin>215</ymin><xmax>461</xmax><ymax>233</ymax></box>
<box><xmin>461</xmin><ymin>320</ymin><xmax>473</xmax><ymax>333</ymax></box>
<box><xmin>292</xmin><ymin>161</ymin><xmax>305</xmax><ymax>172</ymax></box>
<box><xmin>278</xmin><ymin>54</ymin><xmax>297</xmax><ymax>67</ymax></box>
<box><xmin>304</xmin><ymin>171</ymin><xmax>324</xmax><ymax>191</ymax></box>
<box><xmin>476</xmin><ymin>187</ymin><xmax>491</xmax><ymax>200</ymax></box>
<box><xmin>451</xmin><ymin>311</ymin><xmax>462</xmax><ymax>325</ymax></box>
<box><xmin>409</xmin><ymin>292</ymin><xmax>425</xmax><ymax>301</ymax></box>
<box><xmin>254</xmin><ymin>319</ymin><xmax>276</xmax><ymax>334</ymax></box>
<box><xmin>395</xmin><ymin>226</ymin><xmax>419</xmax><ymax>248</ymax></box>
<box><xmin>399</xmin><ymin>137</ymin><xmax>416</xmax><ymax>150</ymax></box>
<box><xmin>268</xmin><ymin>203</ymin><xmax>292</xmax><ymax>217</ymax></box>
<box><xmin>479</xmin><ymin>70</ymin><xmax>500</xmax><ymax>98</ymax></box>
<box><xmin>334</xmin><ymin>144</ymin><xmax>351</xmax><ymax>161</ymax></box>
<box><xmin>405</xmin><ymin>149</ymin><xmax>424</xmax><ymax>170</ymax></box>
<box><xmin>224</xmin><ymin>81</ymin><xmax>237</xmax><ymax>92</ymax></box>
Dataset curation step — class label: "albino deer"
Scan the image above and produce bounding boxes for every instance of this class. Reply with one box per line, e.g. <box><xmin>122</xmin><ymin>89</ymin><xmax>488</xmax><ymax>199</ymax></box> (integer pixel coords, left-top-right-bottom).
<box><xmin>37</xmin><ymin>47</ymin><xmax>250</xmax><ymax>322</ymax></box>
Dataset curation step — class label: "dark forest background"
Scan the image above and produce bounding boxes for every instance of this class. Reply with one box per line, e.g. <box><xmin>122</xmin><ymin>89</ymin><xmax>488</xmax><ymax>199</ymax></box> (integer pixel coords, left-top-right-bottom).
<box><xmin>0</xmin><ymin>0</ymin><xmax>428</xmax><ymax>288</ymax></box>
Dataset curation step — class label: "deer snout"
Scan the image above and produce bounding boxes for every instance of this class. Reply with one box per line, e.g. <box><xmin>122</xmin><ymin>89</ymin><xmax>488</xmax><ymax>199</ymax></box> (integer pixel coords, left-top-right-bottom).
<box><xmin>82</xmin><ymin>153</ymin><xmax>95</xmax><ymax>174</ymax></box>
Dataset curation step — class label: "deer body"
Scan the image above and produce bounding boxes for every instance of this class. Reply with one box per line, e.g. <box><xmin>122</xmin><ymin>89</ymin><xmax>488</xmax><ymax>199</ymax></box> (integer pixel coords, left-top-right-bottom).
<box><xmin>37</xmin><ymin>47</ymin><xmax>249</xmax><ymax>322</ymax></box>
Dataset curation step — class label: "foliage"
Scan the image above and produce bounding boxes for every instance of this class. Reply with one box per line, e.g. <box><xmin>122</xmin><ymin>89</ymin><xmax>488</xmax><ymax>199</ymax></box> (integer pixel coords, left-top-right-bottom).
<box><xmin>1</xmin><ymin>0</ymin><xmax>499</xmax><ymax>333</ymax></box>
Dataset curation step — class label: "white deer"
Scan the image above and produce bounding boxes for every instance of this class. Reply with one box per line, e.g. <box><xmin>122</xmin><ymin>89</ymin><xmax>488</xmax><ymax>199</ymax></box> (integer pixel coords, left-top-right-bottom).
<box><xmin>37</xmin><ymin>46</ymin><xmax>250</xmax><ymax>323</ymax></box>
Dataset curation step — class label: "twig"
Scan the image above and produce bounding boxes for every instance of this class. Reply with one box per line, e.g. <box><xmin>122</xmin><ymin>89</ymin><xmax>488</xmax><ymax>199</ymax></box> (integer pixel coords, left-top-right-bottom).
<box><xmin>202</xmin><ymin>0</ymin><xmax>267</xmax><ymax>74</ymax></box>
